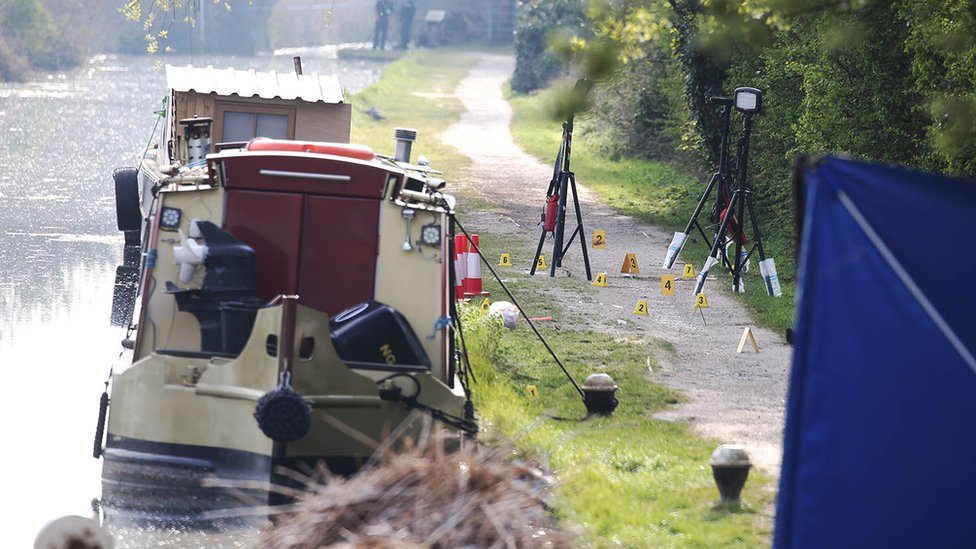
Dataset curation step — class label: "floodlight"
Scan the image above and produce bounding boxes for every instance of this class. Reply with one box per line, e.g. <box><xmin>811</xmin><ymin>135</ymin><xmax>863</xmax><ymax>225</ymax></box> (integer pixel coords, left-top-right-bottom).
<box><xmin>159</xmin><ymin>207</ymin><xmax>182</xmax><ymax>231</ymax></box>
<box><xmin>420</xmin><ymin>222</ymin><xmax>441</xmax><ymax>247</ymax></box>
<box><xmin>734</xmin><ymin>87</ymin><xmax>763</xmax><ymax>114</ymax></box>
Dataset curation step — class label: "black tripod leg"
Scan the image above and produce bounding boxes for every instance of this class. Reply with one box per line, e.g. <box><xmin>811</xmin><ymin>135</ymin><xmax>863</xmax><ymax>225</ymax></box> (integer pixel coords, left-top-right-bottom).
<box><xmin>550</xmin><ymin>171</ymin><xmax>570</xmax><ymax>276</ymax></box>
<box><xmin>695</xmin><ymin>189</ymin><xmax>741</xmax><ymax>295</ymax></box>
<box><xmin>568</xmin><ymin>173</ymin><xmax>592</xmax><ymax>280</ymax></box>
<box><xmin>530</xmin><ymin>228</ymin><xmax>547</xmax><ymax>275</ymax></box>
<box><xmin>743</xmin><ymin>189</ymin><xmax>779</xmax><ymax>296</ymax></box>
<box><xmin>744</xmin><ymin>189</ymin><xmax>767</xmax><ymax>262</ymax></box>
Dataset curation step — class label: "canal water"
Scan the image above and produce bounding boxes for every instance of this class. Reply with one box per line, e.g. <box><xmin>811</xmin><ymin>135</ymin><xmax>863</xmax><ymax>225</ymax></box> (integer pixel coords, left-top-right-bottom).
<box><xmin>0</xmin><ymin>46</ymin><xmax>383</xmax><ymax>547</ymax></box>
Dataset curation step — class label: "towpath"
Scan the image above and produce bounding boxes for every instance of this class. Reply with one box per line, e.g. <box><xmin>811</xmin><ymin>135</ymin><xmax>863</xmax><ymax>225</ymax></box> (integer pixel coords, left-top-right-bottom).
<box><xmin>442</xmin><ymin>54</ymin><xmax>791</xmax><ymax>475</ymax></box>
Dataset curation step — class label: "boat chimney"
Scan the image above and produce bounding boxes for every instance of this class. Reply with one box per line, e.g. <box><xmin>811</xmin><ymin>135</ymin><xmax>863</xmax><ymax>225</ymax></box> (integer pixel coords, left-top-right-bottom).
<box><xmin>394</xmin><ymin>128</ymin><xmax>417</xmax><ymax>163</ymax></box>
<box><xmin>293</xmin><ymin>56</ymin><xmax>303</xmax><ymax>75</ymax></box>
<box><xmin>179</xmin><ymin>117</ymin><xmax>214</xmax><ymax>165</ymax></box>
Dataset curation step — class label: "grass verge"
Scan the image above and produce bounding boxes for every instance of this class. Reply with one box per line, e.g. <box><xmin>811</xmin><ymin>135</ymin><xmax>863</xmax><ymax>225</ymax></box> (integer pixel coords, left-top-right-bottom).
<box><xmin>349</xmin><ymin>49</ymin><xmax>479</xmax><ymax>175</ymax></box>
<box><xmin>347</xmin><ymin>49</ymin><xmax>774</xmax><ymax>547</ymax></box>
<box><xmin>461</xmin><ymin>300</ymin><xmax>774</xmax><ymax>548</ymax></box>
<box><xmin>508</xmin><ymin>85</ymin><xmax>796</xmax><ymax>334</ymax></box>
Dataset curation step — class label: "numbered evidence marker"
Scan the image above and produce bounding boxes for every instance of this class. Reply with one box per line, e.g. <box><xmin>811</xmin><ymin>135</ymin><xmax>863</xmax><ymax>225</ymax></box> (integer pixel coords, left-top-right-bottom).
<box><xmin>526</xmin><ymin>385</ymin><xmax>539</xmax><ymax>397</ymax></box>
<box><xmin>682</xmin><ymin>263</ymin><xmax>696</xmax><ymax>279</ymax></box>
<box><xmin>498</xmin><ymin>253</ymin><xmax>511</xmax><ymax>267</ymax></box>
<box><xmin>480</xmin><ymin>297</ymin><xmax>491</xmax><ymax>313</ymax></box>
<box><xmin>536</xmin><ymin>255</ymin><xmax>548</xmax><ymax>269</ymax></box>
<box><xmin>620</xmin><ymin>253</ymin><xmax>640</xmax><ymax>274</ymax></box>
<box><xmin>592</xmin><ymin>272</ymin><xmax>609</xmax><ymax>287</ymax></box>
<box><xmin>661</xmin><ymin>274</ymin><xmax>676</xmax><ymax>296</ymax></box>
<box><xmin>592</xmin><ymin>229</ymin><xmax>607</xmax><ymax>249</ymax></box>
<box><xmin>694</xmin><ymin>293</ymin><xmax>709</xmax><ymax>308</ymax></box>
<box><xmin>633</xmin><ymin>299</ymin><xmax>649</xmax><ymax>316</ymax></box>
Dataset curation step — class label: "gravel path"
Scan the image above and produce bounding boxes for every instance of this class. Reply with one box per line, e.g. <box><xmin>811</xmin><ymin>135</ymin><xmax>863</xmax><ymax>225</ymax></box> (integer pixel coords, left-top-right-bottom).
<box><xmin>442</xmin><ymin>54</ymin><xmax>791</xmax><ymax>475</ymax></box>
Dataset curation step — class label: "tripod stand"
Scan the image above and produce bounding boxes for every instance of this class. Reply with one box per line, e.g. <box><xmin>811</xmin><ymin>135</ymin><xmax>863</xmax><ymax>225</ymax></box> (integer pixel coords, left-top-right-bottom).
<box><xmin>694</xmin><ymin>87</ymin><xmax>780</xmax><ymax>297</ymax></box>
<box><xmin>530</xmin><ymin>83</ymin><xmax>592</xmax><ymax>280</ymax></box>
<box><xmin>663</xmin><ymin>96</ymin><xmax>737</xmax><ymax>271</ymax></box>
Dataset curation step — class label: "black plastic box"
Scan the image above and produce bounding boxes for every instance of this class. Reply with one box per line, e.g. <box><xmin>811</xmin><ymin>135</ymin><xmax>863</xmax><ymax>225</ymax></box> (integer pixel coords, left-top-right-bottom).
<box><xmin>330</xmin><ymin>301</ymin><xmax>431</xmax><ymax>370</ymax></box>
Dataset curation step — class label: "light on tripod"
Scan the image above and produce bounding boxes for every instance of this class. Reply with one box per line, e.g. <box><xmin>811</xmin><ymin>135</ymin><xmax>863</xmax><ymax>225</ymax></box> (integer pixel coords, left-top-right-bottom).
<box><xmin>734</xmin><ymin>87</ymin><xmax>763</xmax><ymax>114</ymax></box>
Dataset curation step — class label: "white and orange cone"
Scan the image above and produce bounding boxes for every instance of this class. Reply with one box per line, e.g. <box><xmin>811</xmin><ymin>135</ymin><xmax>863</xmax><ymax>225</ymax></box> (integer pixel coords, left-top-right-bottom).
<box><xmin>464</xmin><ymin>234</ymin><xmax>490</xmax><ymax>298</ymax></box>
<box><xmin>454</xmin><ymin>234</ymin><xmax>468</xmax><ymax>299</ymax></box>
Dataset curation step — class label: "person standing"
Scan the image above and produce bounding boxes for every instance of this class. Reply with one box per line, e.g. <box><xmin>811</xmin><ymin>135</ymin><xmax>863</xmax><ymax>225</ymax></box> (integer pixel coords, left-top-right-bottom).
<box><xmin>373</xmin><ymin>0</ymin><xmax>393</xmax><ymax>50</ymax></box>
<box><xmin>397</xmin><ymin>0</ymin><xmax>416</xmax><ymax>50</ymax></box>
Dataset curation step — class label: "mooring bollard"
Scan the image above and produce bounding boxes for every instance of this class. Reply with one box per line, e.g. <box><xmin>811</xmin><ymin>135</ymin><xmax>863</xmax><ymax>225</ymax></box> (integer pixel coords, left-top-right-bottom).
<box><xmin>581</xmin><ymin>373</ymin><xmax>619</xmax><ymax>415</ymax></box>
<box><xmin>709</xmin><ymin>444</ymin><xmax>752</xmax><ymax>505</ymax></box>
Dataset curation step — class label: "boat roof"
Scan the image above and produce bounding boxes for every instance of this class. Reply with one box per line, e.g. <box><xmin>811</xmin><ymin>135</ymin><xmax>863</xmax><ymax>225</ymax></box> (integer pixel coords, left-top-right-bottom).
<box><xmin>165</xmin><ymin>64</ymin><xmax>345</xmax><ymax>104</ymax></box>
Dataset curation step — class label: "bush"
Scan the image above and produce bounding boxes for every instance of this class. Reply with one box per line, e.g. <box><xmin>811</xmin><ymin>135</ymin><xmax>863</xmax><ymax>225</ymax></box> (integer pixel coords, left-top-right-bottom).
<box><xmin>0</xmin><ymin>35</ymin><xmax>29</xmax><ymax>81</ymax></box>
<box><xmin>511</xmin><ymin>0</ymin><xmax>586</xmax><ymax>94</ymax></box>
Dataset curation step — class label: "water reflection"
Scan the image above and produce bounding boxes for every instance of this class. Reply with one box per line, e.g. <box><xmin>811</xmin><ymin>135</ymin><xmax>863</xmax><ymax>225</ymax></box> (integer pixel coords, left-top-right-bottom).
<box><xmin>0</xmin><ymin>49</ymin><xmax>381</xmax><ymax>547</ymax></box>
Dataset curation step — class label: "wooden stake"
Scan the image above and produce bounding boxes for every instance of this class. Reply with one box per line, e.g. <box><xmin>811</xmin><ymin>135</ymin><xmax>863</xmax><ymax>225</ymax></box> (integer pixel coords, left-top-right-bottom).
<box><xmin>737</xmin><ymin>327</ymin><xmax>759</xmax><ymax>353</ymax></box>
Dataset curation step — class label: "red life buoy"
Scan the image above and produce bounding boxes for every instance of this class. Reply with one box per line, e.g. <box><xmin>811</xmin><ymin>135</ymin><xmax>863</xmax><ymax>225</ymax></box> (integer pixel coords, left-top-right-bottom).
<box><xmin>246</xmin><ymin>138</ymin><xmax>375</xmax><ymax>161</ymax></box>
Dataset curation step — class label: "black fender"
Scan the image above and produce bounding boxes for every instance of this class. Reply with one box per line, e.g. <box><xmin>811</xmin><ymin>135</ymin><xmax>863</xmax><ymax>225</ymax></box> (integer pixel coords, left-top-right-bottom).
<box><xmin>114</xmin><ymin>167</ymin><xmax>141</xmax><ymax>245</ymax></box>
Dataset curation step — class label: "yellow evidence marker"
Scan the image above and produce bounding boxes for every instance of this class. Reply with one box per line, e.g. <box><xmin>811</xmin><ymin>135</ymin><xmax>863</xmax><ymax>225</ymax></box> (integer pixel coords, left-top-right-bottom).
<box><xmin>480</xmin><ymin>297</ymin><xmax>491</xmax><ymax>313</ymax></box>
<box><xmin>592</xmin><ymin>272</ymin><xmax>609</xmax><ymax>287</ymax></box>
<box><xmin>526</xmin><ymin>385</ymin><xmax>539</xmax><ymax>397</ymax></box>
<box><xmin>536</xmin><ymin>255</ymin><xmax>548</xmax><ymax>269</ymax></box>
<box><xmin>498</xmin><ymin>253</ymin><xmax>511</xmax><ymax>267</ymax></box>
<box><xmin>682</xmin><ymin>263</ymin><xmax>696</xmax><ymax>279</ymax></box>
<box><xmin>661</xmin><ymin>274</ymin><xmax>676</xmax><ymax>296</ymax></box>
<box><xmin>592</xmin><ymin>229</ymin><xmax>607</xmax><ymax>249</ymax></box>
<box><xmin>694</xmin><ymin>293</ymin><xmax>709</xmax><ymax>308</ymax></box>
<box><xmin>633</xmin><ymin>299</ymin><xmax>649</xmax><ymax>316</ymax></box>
<box><xmin>620</xmin><ymin>253</ymin><xmax>640</xmax><ymax>274</ymax></box>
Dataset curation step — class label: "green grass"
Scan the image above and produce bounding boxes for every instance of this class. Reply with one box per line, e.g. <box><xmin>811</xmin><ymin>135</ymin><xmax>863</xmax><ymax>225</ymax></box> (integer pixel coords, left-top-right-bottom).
<box><xmin>508</xmin><ymin>86</ymin><xmax>797</xmax><ymax>334</ymax></box>
<box><xmin>461</xmin><ymin>304</ymin><xmax>774</xmax><ymax>548</ymax></box>
<box><xmin>349</xmin><ymin>49</ymin><xmax>480</xmax><ymax>176</ymax></box>
<box><xmin>348</xmin><ymin>49</ymin><xmax>774</xmax><ymax>547</ymax></box>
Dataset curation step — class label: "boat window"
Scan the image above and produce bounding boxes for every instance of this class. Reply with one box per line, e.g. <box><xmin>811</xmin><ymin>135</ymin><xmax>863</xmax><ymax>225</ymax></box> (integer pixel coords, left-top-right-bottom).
<box><xmin>214</xmin><ymin>101</ymin><xmax>295</xmax><ymax>143</ymax></box>
<box><xmin>256</xmin><ymin>113</ymin><xmax>288</xmax><ymax>140</ymax></box>
<box><xmin>223</xmin><ymin>112</ymin><xmax>289</xmax><ymax>142</ymax></box>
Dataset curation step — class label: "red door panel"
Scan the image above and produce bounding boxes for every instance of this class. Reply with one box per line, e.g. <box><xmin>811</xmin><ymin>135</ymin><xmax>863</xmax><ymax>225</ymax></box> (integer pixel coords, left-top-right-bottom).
<box><xmin>299</xmin><ymin>196</ymin><xmax>379</xmax><ymax>314</ymax></box>
<box><xmin>224</xmin><ymin>190</ymin><xmax>303</xmax><ymax>302</ymax></box>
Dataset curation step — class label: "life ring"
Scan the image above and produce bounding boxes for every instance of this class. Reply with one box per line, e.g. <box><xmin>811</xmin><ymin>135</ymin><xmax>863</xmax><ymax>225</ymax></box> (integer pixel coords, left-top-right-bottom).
<box><xmin>246</xmin><ymin>138</ymin><xmax>375</xmax><ymax>161</ymax></box>
<box><xmin>114</xmin><ymin>167</ymin><xmax>141</xmax><ymax>246</ymax></box>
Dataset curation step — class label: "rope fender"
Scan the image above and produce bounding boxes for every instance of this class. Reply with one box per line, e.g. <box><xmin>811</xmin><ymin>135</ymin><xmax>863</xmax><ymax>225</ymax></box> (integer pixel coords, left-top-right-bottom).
<box><xmin>254</xmin><ymin>372</ymin><xmax>312</xmax><ymax>442</ymax></box>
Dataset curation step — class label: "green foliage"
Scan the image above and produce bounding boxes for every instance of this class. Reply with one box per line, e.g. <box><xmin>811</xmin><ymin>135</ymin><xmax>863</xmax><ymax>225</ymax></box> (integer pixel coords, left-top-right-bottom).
<box><xmin>668</xmin><ymin>0</ymin><xmax>735</xmax><ymax>164</ymax></box>
<box><xmin>511</xmin><ymin>0</ymin><xmax>587</xmax><ymax>93</ymax></box>
<box><xmin>0</xmin><ymin>0</ymin><xmax>78</xmax><ymax>75</ymax></box>
<box><xmin>582</xmin><ymin>3</ymin><xmax>694</xmax><ymax>162</ymax></box>
<box><xmin>790</xmin><ymin>6</ymin><xmax>928</xmax><ymax>165</ymax></box>
<box><xmin>899</xmin><ymin>0</ymin><xmax>976</xmax><ymax>175</ymax></box>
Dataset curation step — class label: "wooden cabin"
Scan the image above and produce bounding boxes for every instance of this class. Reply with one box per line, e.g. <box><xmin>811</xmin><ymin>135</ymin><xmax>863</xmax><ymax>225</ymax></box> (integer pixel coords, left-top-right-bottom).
<box><xmin>162</xmin><ymin>64</ymin><xmax>352</xmax><ymax>165</ymax></box>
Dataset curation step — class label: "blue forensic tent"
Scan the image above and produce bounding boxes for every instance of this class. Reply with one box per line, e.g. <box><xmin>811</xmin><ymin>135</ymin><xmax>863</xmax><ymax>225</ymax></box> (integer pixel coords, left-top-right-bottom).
<box><xmin>775</xmin><ymin>156</ymin><xmax>976</xmax><ymax>548</ymax></box>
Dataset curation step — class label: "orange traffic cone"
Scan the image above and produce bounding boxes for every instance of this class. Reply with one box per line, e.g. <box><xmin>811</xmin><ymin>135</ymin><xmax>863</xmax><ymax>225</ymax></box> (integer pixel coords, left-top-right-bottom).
<box><xmin>454</xmin><ymin>234</ymin><xmax>468</xmax><ymax>299</ymax></box>
<box><xmin>464</xmin><ymin>234</ymin><xmax>490</xmax><ymax>298</ymax></box>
